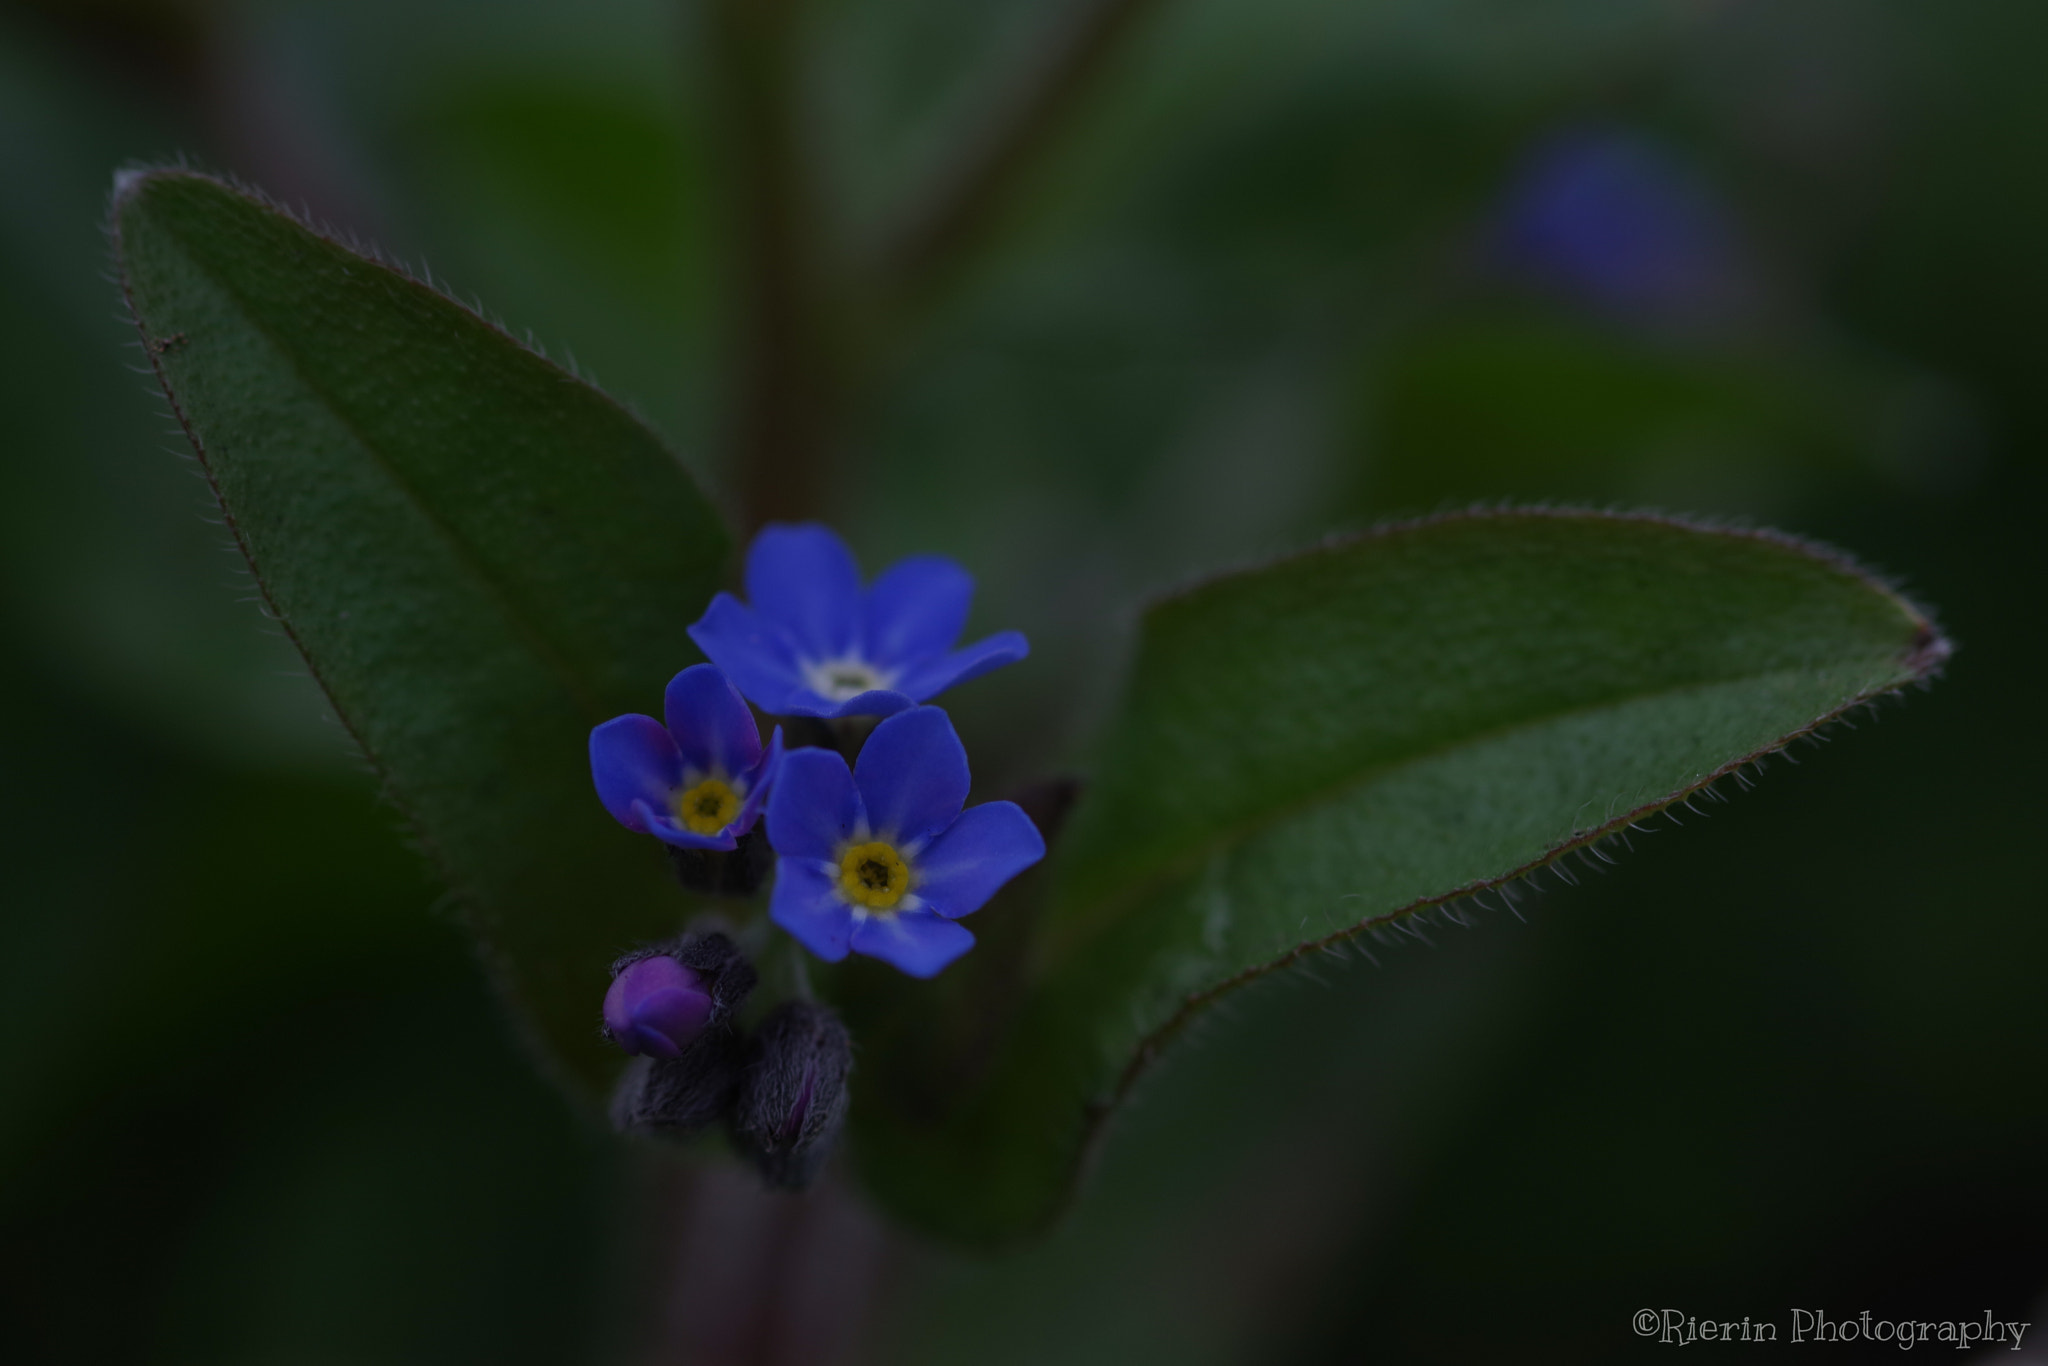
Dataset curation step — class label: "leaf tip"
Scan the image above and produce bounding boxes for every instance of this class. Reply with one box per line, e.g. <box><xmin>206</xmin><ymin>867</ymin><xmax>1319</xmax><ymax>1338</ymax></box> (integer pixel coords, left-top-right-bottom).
<box><xmin>1903</xmin><ymin>621</ymin><xmax>1955</xmax><ymax>682</ymax></box>
<box><xmin>107</xmin><ymin>161</ymin><xmax>204</xmax><ymax>220</ymax></box>
<box><xmin>110</xmin><ymin>165</ymin><xmax>150</xmax><ymax>203</ymax></box>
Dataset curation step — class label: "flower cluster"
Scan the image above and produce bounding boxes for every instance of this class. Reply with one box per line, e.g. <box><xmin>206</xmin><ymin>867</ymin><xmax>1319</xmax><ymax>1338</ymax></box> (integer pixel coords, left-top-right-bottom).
<box><xmin>587</xmin><ymin>525</ymin><xmax>1043</xmax><ymax>1182</ymax></box>
<box><xmin>589</xmin><ymin>522</ymin><xmax>1045</xmax><ymax>979</ymax></box>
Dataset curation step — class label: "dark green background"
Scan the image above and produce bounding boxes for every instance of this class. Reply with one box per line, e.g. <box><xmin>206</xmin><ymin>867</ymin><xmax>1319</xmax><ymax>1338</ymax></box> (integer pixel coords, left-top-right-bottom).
<box><xmin>2</xmin><ymin>0</ymin><xmax>2040</xmax><ymax>1361</ymax></box>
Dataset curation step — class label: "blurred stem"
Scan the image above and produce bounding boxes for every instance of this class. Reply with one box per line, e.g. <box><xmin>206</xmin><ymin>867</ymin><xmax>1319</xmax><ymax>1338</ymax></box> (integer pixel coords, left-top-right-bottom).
<box><xmin>876</xmin><ymin>0</ymin><xmax>1171</xmax><ymax>303</ymax></box>
<box><xmin>701</xmin><ymin>0</ymin><xmax>1173</xmax><ymax>523</ymax></box>
<box><xmin>705</xmin><ymin>0</ymin><xmax>839</xmax><ymax>531</ymax></box>
<box><xmin>631</xmin><ymin>1157</ymin><xmax>894</xmax><ymax>1366</ymax></box>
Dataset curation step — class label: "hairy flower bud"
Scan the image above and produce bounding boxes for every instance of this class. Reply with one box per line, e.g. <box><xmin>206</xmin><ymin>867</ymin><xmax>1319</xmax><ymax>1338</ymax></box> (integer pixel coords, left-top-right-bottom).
<box><xmin>603</xmin><ymin>955</ymin><xmax>712</xmax><ymax>1058</ymax></box>
<box><xmin>610</xmin><ymin>1046</ymin><xmax>743</xmax><ymax>1136</ymax></box>
<box><xmin>729</xmin><ymin>1001</ymin><xmax>852</xmax><ymax>1189</ymax></box>
<box><xmin>605</xmin><ymin>932</ymin><xmax>758</xmax><ymax>1137</ymax></box>
<box><xmin>605</xmin><ymin>933</ymin><xmax>757</xmax><ymax>1036</ymax></box>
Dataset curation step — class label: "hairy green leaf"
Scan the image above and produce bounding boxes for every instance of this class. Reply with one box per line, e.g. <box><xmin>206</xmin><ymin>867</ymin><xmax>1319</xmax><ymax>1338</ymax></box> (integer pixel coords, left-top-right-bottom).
<box><xmin>112</xmin><ymin>169</ymin><xmax>730</xmax><ymax>1094</ymax></box>
<box><xmin>850</xmin><ymin>510</ymin><xmax>1945</xmax><ymax>1240</ymax></box>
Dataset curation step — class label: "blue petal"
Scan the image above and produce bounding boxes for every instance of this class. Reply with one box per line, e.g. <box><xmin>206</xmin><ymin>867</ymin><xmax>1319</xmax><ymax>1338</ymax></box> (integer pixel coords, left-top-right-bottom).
<box><xmin>731</xmin><ymin>726</ymin><xmax>785</xmax><ymax>835</ymax></box>
<box><xmin>913</xmin><ymin>801</ymin><xmax>1046</xmax><ymax>919</ymax></box>
<box><xmin>688</xmin><ymin>593</ymin><xmax>808</xmax><ymax>714</ymax></box>
<box><xmin>771</xmin><ymin>859</ymin><xmax>854</xmax><ymax>962</ymax></box>
<box><xmin>745</xmin><ymin>523</ymin><xmax>863</xmax><ymax>660</ymax></box>
<box><xmin>862</xmin><ymin>554</ymin><xmax>971</xmax><ymax>665</ymax></box>
<box><xmin>766</xmin><ymin>746</ymin><xmax>864</xmax><ymax>861</ymax></box>
<box><xmin>894</xmin><ymin>630</ymin><xmax>1030</xmax><ymax>702</ymax></box>
<box><xmin>850</xmin><ymin>909</ymin><xmax>974</xmax><ymax>978</ymax></box>
<box><xmin>786</xmin><ymin>687</ymin><xmax>919</xmax><ymax>721</ymax></box>
<box><xmin>854</xmin><ymin>706</ymin><xmax>969</xmax><ymax>845</ymax></box>
<box><xmin>664</xmin><ymin>664</ymin><xmax>762</xmax><ymax>776</ymax></box>
<box><xmin>590</xmin><ymin>715</ymin><xmax>681</xmax><ymax>833</ymax></box>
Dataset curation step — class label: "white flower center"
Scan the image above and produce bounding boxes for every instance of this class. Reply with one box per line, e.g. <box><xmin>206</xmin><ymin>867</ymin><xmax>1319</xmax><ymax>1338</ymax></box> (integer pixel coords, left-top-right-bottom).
<box><xmin>802</xmin><ymin>656</ymin><xmax>897</xmax><ymax>703</ymax></box>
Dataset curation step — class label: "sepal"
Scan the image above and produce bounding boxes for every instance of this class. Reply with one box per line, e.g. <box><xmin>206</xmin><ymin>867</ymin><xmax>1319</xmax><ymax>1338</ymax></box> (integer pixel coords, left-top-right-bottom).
<box><xmin>729</xmin><ymin>1001</ymin><xmax>852</xmax><ymax>1189</ymax></box>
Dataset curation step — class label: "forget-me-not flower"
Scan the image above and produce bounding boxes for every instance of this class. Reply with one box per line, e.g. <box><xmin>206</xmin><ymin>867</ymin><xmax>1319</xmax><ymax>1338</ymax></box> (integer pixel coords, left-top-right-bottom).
<box><xmin>590</xmin><ymin>664</ymin><xmax>784</xmax><ymax>850</ymax></box>
<box><xmin>688</xmin><ymin>523</ymin><xmax>1028</xmax><ymax>718</ymax></box>
<box><xmin>765</xmin><ymin>706</ymin><xmax>1045</xmax><ymax>977</ymax></box>
<box><xmin>1493</xmin><ymin>125</ymin><xmax>1756</xmax><ymax>335</ymax></box>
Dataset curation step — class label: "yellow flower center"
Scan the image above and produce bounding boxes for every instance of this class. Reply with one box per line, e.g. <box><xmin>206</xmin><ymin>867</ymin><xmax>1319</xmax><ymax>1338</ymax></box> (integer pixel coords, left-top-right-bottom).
<box><xmin>838</xmin><ymin>840</ymin><xmax>911</xmax><ymax>910</ymax></box>
<box><xmin>675</xmin><ymin>778</ymin><xmax>741</xmax><ymax>835</ymax></box>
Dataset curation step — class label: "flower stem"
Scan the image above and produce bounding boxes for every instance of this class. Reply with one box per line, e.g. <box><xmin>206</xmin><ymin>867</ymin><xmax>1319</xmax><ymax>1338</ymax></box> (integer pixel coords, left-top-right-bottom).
<box><xmin>703</xmin><ymin>0</ymin><xmax>840</xmax><ymax>531</ymax></box>
<box><xmin>874</xmin><ymin>0</ymin><xmax>1174</xmax><ymax>304</ymax></box>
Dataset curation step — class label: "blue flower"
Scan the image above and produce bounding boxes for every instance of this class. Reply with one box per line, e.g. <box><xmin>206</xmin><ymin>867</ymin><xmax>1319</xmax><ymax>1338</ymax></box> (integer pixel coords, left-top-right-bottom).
<box><xmin>1493</xmin><ymin>125</ymin><xmax>1754</xmax><ymax>334</ymax></box>
<box><xmin>688</xmin><ymin>523</ymin><xmax>1028</xmax><ymax>718</ymax></box>
<box><xmin>590</xmin><ymin>664</ymin><xmax>784</xmax><ymax>850</ymax></box>
<box><xmin>765</xmin><ymin>706</ymin><xmax>1045</xmax><ymax>977</ymax></box>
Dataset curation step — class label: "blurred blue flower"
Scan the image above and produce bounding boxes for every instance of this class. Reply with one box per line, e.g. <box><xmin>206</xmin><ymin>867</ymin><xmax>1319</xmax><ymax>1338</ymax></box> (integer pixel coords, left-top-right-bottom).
<box><xmin>590</xmin><ymin>663</ymin><xmax>783</xmax><ymax>850</ymax></box>
<box><xmin>689</xmin><ymin>523</ymin><xmax>1028</xmax><ymax>719</ymax></box>
<box><xmin>1494</xmin><ymin>126</ymin><xmax>1756</xmax><ymax>334</ymax></box>
<box><xmin>765</xmin><ymin>706</ymin><xmax>1045</xmax><ymax>977</ymax></box>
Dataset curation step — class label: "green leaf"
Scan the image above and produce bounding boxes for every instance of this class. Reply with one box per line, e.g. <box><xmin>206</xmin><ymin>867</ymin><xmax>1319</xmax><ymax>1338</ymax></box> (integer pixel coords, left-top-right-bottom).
<box><xmin>848</xmin><ymin>509</ymin><xmax>1945</xmax><ymax>1241</ymax></box>
<box><xmin>112</xmin><ymin>169</ymin><xmax>730</xmax><ymax>1095</ymax></box>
